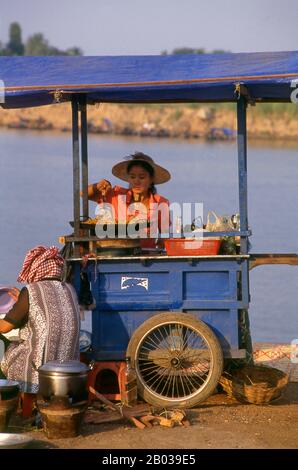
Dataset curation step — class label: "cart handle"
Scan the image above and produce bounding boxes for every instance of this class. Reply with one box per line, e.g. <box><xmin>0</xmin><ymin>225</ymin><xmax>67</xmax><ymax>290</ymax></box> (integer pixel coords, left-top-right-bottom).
<box><xmin>249</xmin><ymin>253</ymin><xmax>298</xmax><ymax>270</ymax></box>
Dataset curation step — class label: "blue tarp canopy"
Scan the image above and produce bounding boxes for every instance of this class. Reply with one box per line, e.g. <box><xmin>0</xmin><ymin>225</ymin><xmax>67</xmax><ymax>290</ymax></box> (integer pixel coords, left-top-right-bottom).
<box><xmin>1</xmin><ymin>51</ymin><xmax>298</xmax><ymax>108</ymax></box>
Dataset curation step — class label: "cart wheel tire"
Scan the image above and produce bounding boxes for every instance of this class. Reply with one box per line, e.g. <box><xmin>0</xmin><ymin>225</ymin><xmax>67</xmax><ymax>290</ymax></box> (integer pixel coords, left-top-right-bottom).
<box><xmin>127</xmin><ymin>313</ymin><xmax>223</xmax><ymax>409</ymax></box>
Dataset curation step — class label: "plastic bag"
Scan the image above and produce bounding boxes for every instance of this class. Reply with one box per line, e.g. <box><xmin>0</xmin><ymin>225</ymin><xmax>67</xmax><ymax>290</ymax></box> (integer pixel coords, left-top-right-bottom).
<box><xmin>96</xmin><ymin>203</ymin><xmax>115</xmax><ymax>224</ymax></box>
<box><xmin>206</xmin><ymin>211</ymin><xmax>234</xmax><ymax>232</ymax></box>
<box><xmin>79</xmin><ymin>272</ymin><xmax>94</xmax><ymax>307</ymax></box>
<box><xmin>79</xmin><ymin>330</ymin><xmax>92</xmax><ymax>352</ymax></box>
<box><xmin>206</xmin><ymin>211</ymin><xmax>237</xmax><ymax>254</ymax></box>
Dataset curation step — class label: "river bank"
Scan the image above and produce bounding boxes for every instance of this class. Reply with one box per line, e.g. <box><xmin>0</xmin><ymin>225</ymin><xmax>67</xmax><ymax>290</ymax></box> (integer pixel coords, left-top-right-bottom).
<box><xmin>1</xmin><ymin>102</ymin><xmax>298</xmax><ymax>140</ymax></box>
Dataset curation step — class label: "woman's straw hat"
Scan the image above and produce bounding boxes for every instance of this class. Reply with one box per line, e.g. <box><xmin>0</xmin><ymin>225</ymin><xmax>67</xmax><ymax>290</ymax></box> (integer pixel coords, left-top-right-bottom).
<box><xmin>112</xmin><ymin>152</ymin><xmax>171</xmax><ymax>184</ymax></box>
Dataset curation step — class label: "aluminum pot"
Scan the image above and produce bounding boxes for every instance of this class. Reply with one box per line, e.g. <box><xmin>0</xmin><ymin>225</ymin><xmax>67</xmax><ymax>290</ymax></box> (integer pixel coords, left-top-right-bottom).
<box><xmin>0</xmin><ymin>433</ymin><xmax>33</xmax><ymax>449</ymax></box>
<box><xmin>38</xmin><ymin>360</ymin><xmax>89</xmax><ymax>401</ymax></box>
<box><xmin>0</xmin><ymin>379</ymin><xmax>20</xmax><ymax>400</ymax></box>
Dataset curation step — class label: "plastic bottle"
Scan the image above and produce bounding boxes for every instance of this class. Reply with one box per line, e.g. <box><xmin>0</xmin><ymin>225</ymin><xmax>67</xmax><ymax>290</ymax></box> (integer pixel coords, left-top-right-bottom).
<box><xmin>120</xmin><ymin>357</ymin><xmax>138</xmax><ymax>406</ymax></box>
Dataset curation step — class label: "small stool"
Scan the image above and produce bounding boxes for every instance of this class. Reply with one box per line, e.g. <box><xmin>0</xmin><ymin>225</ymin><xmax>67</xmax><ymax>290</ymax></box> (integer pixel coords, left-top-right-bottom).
<box><xmin>87</xmin><ymin>361</ymin><xmax>125</xmax><ymax>401</ymax></box>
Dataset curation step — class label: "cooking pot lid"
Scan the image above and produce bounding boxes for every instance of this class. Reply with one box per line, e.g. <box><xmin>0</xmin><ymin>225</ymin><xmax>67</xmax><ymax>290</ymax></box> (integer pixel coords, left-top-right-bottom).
<box><xmin>38</xmin><ymin>360</ymin><xmax>89</xmax><ymax>374</ymax></box>
<box><xmin>0</xmin><ymin>379</ymin><xmax>20</xmax><ymax>392</ymax></box>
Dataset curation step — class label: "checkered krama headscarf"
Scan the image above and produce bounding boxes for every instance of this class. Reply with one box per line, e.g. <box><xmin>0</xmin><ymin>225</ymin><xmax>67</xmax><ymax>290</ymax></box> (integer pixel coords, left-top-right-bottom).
<box><xmin>17</xmin><ymin>246</ymin><xmax>64</xmax><ymax>284</ymax></box>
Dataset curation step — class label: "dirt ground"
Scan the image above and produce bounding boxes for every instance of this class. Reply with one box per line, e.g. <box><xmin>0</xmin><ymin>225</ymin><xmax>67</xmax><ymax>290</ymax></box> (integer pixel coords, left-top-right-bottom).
<box><xmin>11</xmin><ymin>382</ymin><xmax>298</xmax><ymax>450</ymax></box>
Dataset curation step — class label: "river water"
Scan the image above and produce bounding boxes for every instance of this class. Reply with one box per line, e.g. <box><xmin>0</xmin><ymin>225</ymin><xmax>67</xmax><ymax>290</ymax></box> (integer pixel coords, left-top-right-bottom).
<box><xmin>0</xmin><ymin>128</ymin><xmax>297</xmax><ymax>343</ymax></box>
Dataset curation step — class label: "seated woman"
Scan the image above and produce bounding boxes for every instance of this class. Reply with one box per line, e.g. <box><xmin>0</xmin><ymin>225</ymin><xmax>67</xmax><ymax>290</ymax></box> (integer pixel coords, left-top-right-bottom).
<box><xmin>87</xmin><ymin>152</ymin><xmax>171</xmax><ymax>248</ymax></box>
<box><xmin>0</xmin><ymin>246</ymin><xmax>80</xmax><ymax>392</ymax></box>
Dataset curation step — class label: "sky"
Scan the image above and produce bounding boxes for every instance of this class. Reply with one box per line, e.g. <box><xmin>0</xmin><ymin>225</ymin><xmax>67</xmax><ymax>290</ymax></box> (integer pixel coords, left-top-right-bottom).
<box><xmin>0</xmin><ymin>0</ymin><xmax>297</xmax><ymax>56</ymax></box>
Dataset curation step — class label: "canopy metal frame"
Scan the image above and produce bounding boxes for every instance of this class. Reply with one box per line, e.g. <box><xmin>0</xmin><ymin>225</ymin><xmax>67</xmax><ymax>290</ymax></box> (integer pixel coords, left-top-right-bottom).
<box><xmin>71</xmin><ymin>95</ymin><xmax>89</xmax><ymax>239</ymax></box>
<box><xmin>70</xmin><ymin>92</ymin><xmax>250</xmax><ymax>254</ymax></box>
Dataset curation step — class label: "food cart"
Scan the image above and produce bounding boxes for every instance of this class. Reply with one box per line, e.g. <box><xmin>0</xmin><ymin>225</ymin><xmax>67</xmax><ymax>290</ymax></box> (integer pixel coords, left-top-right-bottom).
<box><xmin>1</xmin><ymin>52</ymin><xmax>298</xmax><ymax>408</ymax></box>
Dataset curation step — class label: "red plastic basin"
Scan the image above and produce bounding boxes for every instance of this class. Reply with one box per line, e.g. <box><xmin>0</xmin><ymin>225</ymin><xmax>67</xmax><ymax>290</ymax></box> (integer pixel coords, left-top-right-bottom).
<box><xmin>164</xmin><ymin>237</ymin><xmax>221</xmax><ymax>256</ymax></box>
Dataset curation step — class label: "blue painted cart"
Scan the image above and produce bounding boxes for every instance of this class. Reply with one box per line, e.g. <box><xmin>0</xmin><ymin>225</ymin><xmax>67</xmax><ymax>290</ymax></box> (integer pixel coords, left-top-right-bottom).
<box><xmin>2</xmin><ymin>53</ymin><xmax>298</xmax><ymax>407</ymax></box>
<box><xmin>70</xmin><ymin>253</ymin><xmax>250</xmax><ymax>406</ymax></box>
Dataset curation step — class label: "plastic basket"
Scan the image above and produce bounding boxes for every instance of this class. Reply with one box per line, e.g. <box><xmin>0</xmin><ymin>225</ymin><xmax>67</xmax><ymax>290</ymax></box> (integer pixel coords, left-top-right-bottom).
<box><xmin>219</xmin><ymin>365</ymin><xmax>289</xmax><ymax>404</ymax></box>
<box><xmin>164</xmin><ymin>237</ymin><xmax>221</xmax><ymax>256</ymax></box>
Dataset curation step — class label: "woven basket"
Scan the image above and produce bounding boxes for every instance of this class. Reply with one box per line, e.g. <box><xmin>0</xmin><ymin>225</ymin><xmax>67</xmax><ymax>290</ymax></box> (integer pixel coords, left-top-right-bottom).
<box><xmin>219</xmin><ymin>365</ymin><xmax>289</xmax><ymax>404</ymax></box>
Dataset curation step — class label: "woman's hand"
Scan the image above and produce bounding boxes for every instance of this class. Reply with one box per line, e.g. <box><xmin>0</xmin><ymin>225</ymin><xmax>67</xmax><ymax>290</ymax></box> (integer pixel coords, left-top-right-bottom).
<box><xmin>96</xmin><ymin>180</ymin><xmax>112</xmax><ymax>194</ymax></box>
<box><xmin>86</xmin><ymin>179</ymin><xmax>112</xmax><ymax>201</ymax></box>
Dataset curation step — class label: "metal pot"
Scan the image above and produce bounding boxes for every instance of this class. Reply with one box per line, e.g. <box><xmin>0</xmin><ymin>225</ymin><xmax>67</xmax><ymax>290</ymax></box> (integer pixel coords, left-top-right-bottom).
<box><xmin>0</xmin><ymin>379</ymin><xmax>20</xmax><ymax>400</ymax></box>
<box><xmin>0</xmin><ymin>381</ymin><xmax>20</xmax><ymax>432</ymax></box>
<box><xmin>38</xmin><ymin>360</ymin><xmax>89</xmax><ymax>401</ymax></box>
<box><xmin>0</xmin><ymin>433</ymin><xmax>33</xmax><ymax>449</ymax></box>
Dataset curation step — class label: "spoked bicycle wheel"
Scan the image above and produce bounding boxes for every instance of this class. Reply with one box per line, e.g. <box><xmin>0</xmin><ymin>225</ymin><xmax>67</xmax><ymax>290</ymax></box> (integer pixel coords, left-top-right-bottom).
<box><xmin>127</xmin><ymin>313</ymin><xmax>223</xmax><ymax>408</ymax></box>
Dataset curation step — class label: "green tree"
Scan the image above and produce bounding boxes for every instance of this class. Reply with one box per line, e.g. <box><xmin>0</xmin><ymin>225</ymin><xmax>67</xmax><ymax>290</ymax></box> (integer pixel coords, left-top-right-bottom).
<box><xmin>25</xmin><ymin>32</ymin><xmax>83</xmax><ymax>56</ymax></box>
<box><xmin>0</xmin><ymin>41</ymin><xmax>5</xmax><ymax>56</ymax></box>
<box><xmin>172</xmin><ymin>47</ymin><xmax>205</xmax><ymax>55</ymax></box>
<box><xmin>212</xmin><ymin>49</ymin><xmax>230</xmax><ymax>54</ymax></box>
<box><xmin>172</xmin><ymin>47</ymin><xmax>195</xmax><ymax>55</ymax></box>
<box><xmin>65</xmin><ymin>47</ymin><xmax>83</xmax><ymax>56</ymax></box>
<box><xmin>6</xmin><ymin>22</ymin><xmax>24</xmax><ymax>55</ymax></box>
<box><xmin>161</xmin><ymin>47</ymin><xmax>230</xmax><ymax>55</ymax></box>
<box><xmin>25</xmin><ymin>33</ymin><xmax>51</xmax><ymax>55</ymax></box>
<box><xmin>47</xmin><ymin>46</ymin><xmax>65</xmax><ymax>56</ymax></box>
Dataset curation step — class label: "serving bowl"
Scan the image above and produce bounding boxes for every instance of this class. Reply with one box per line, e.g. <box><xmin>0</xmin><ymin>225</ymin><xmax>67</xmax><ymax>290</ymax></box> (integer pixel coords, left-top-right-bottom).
<box><xmin>0</xmin><ymin>433</ymin><xmax>33</xmax><ymax>449</ymax></box>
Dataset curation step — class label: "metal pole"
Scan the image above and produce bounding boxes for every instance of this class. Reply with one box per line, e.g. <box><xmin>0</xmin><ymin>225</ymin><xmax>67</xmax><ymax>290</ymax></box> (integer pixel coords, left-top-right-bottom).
<box><xmin>237</xmin><ymin>96</ymin><xmax>248</xmax><ymax>254</ymax></box>
<box><xmin>80</xmin><ymin>95</ymin><xmax>89</xmax><ymax>220</ymax></box>
<box><xmin>72</xmin><ymin>96</ymin><xmax>80</xmax><ymax>237</ymax></box>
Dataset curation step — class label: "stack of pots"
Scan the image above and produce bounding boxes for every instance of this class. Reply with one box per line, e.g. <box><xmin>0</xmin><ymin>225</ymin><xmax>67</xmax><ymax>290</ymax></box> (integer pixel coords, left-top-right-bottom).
<box><xmin>37</xmin><ymin>360</ymin><xmax>90</xmax><ymax>439</ymax></box>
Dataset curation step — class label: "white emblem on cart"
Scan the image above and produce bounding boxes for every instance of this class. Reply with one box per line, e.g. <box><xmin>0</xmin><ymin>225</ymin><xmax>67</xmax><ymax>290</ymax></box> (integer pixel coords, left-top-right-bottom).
<box><xmin>121</xmin><ymin>276</ymin><xmax>149</xmax><ymax>290</ymax></box>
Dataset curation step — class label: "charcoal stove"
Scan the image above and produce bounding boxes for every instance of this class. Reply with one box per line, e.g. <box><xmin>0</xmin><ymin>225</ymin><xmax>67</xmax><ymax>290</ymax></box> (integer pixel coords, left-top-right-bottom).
<box><xmin>37</xmin><ymin>395</ymin><xmax>87</xmax><ymax>439</ymax></box>
<box><xmin>0</xmin><ymin>379</ymin><xmax>20</xmax><ymax>431</ymax></box>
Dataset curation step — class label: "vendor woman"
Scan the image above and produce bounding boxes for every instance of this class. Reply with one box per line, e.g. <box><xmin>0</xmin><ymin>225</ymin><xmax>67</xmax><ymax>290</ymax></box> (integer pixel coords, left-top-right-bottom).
<box><xmin>0</xmin><ymin>246</ymin><xmax>80</xmax><ymax>392</ymax></box>
<box><xmin>87</xmin><ymin>152</ymin><xmax>171</xmax><ymax>248</ymax></box>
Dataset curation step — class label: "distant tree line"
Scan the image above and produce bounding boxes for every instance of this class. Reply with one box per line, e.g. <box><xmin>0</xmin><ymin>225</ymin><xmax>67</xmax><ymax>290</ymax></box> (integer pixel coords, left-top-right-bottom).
<box><xmin>0</xmin><ymin>22</ymin><xmax>83</xmax><ymax>56</ymax></box>
<box><xmin>161</xmin><ymin>47</ymin><xmax>230</xmax><ymax>55</ymax></box>
<box><xmin>0</xmin><ymin>23</ymin><xmax>228</xmax><ymax>57</ymax></box>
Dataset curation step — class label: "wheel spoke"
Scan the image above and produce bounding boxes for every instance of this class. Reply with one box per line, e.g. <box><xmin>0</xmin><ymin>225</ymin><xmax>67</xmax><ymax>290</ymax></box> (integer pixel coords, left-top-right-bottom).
<box><xmin>138</xmin><ymin>362</ymin><xmax>164</xmax><ymax>373</ymax></box>
<box><xmin>161</xmin><ymin>368</ymin><xmax>174</xmax><ymax>396</ymax></box>
<box><xmin>133</xmin><ymin>318</ymin><xmax>222</xmax><ymax>403</ymax></box>
<box><xmin>161</xmin><ymin>324</ymin><xmax>174</xmax><ymax>351</ymax></box>
<box><xmin>154</xmin><ymin>325</ymin><xmax>169</xmax><ymax>348</ymax></box>
<box><xmin>147</xmin><ymin>364</ymin><xmax>171</xmax><ymax>391</ymax></box>
<box><xmin>178</xmin><ymin>370</ymin><xmax>187</xmax><ymax>397</ymax></box>
<box><xmin>142</xmin><ymin>334</ymin><xmax>161</xmax><ymax>350</ymax></box>
<box><xmin>151</xmin><ymin>329</ymin><xmax>167</xmax><ymax>350</ymax></box>
<box><xmin>139</xmin><ymin>357</ymin><xmax>170</xmax><ymax>367</ymax></box>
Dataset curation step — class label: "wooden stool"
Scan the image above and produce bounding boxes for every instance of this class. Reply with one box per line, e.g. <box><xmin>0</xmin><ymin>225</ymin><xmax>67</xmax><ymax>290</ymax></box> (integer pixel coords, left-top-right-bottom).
<box><xmin>87</xmin><ymin>361</ymin><xmax>125</xmax><ymax>401</ymax></box>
